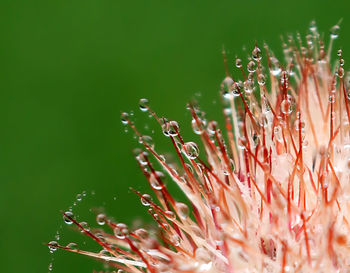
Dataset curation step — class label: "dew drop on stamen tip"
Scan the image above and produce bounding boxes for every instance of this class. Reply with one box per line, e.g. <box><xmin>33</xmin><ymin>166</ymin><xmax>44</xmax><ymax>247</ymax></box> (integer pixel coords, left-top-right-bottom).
<box><xmin>176</xmin><ymin>202</ymin><xmax>189</xmax><ymax>219</ymax></box>
<box><xmin>235</xmin><ymin>58</ymin><xmax>242</xmax><ymax>68</ymax></box>
<box><xmin>139</xmin><ymin>98</ymin><xmax>149</xmax><ymax>112</ymax></box>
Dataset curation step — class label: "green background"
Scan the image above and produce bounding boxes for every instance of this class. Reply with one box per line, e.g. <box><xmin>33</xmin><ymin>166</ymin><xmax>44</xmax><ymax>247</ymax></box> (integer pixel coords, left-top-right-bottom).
<box><xmin>1</xmin><ymin>0</ymin><xmax>349</xmax><ymax>272</ymax></box>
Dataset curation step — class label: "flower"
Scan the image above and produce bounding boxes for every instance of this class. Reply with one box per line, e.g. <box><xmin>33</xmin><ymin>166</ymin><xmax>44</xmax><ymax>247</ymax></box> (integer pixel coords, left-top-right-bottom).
<box><xmin>48</xmin><ymin>22</ymin><xmax>350</xmax><ymax>273</ymax></box>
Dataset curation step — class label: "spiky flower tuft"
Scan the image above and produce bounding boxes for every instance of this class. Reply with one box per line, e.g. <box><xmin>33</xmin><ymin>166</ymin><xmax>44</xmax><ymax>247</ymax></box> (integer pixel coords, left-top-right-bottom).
<box><xmin>49</xmin><ymin>22</ymin><xmax>350</xmax><ymax>273</ymax></box>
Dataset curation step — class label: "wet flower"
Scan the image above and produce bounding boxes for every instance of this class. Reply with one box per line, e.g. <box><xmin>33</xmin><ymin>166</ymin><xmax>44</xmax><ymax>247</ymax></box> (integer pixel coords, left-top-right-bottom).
<box><xmin>49</xmin><ymin>22</ymin><xmax>350</xmax><ymax>272</ymax></box>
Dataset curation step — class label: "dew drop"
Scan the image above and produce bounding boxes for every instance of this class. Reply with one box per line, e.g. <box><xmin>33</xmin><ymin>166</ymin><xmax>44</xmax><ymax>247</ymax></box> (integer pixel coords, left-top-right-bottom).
<box><xmin>96</xmin><ymin>214</ymin><xmax>106</xmax><ymax>225</ymax></box>
<box><xmin>330</xmin><ymin>24</ymin><xmax>340</xmax><ymax>39</ymax></box>
<box><xmin>66</xmin><ymin>242</ymin><xmax>78</xmax><ymax>250</ymax></box>
<box><xmin>243</xmin><ymin>80</ymin><xmax>255</xmax><ymax>94</ymax></box>
<box><xmin>207</xmin><ymin>121</ymin><xmax>218</xmax><ymax>135</ymax></box>
<box><xmin>164</xmin><ymin>210</ymin><xmax>176</xmax><ymax>221</ymax></box>
<box><xmin>139</xmin><ymin>98</ymin><xmax>149</xmax><ymax>112</ymax></box>
<box><xmin>247</xmin><ymin>61</ymin><xmax>256</xmax><ymax>73</ymax></box>
<box><xmin>135</xmin><ymin>228</ymin><xmax>149</xmax><ymax>240</ymax></box>
<box><xmin>252</xmin><ymin>46</ymin><xmax>262</xmax><ymax>61</ymax></box>
<box><xmin>76</xmin><ymin>193</ymin><xmax>82</xmax><ymax>202</ymax></box>
<box><xmin>141</xmin><ymin>194</ymin><xmax>152</xmax><ymax>206</ymax></box>
<box><xmin>191</xmin><ymin>118</ymin><xmax>206</xmax><ymax>135</ymax></box>
<box><xmin>48</xmin><ymin>241</ymin><xmax>58</xmax><ymax>253</ymax></box>
<box><xmin>139</xmin><ymin>135</ymin><xmax>154</xmax><ymax>149</ymax></box>
<box><xmin>182</xmin><ymin>142</ymin><xmax>199</xmax><ymax>159</ymax></box>
<box><xmin>176</xmin><ymin>202</ymin><xmax>189</xmax><ymax>220</ymax></box>
<box><xmin>63</xmin><ymin>211</ymin><xmax>74</xmax><ymax>225</ymax></box>
<box><xmin>171</xmin><ymin>234</ymin><xmax>181</xmax><ymax>246</ymax></box>
<box><xmin>120</xmin><ymin>112</ymin><xmax>129</xmax><ymax>125</ymax></box>
<box><xmin>150</xmin><ymin>171</ymin><xmax>165</xmax><ymax>190</ymax></box>
<box><xmin>235</xmin><ymin>58</ymin><xmax>242</xmax><ymax>68</ymax></box>
<box><xmin>79</xmin><ymin>221</ymin><xmax>90</xmax><ymax>232</ymax></box>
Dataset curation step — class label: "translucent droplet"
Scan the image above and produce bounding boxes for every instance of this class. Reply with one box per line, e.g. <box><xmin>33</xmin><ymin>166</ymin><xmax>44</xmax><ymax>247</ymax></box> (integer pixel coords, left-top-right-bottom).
<box><xmin>79</xmin><ymin>221</ymin><xmax>90</xmax><ymax>232</ymax></box>
<box><xmin>280</xmin><ymin>71</ymin><xmax>289</xmax><ymax>88</ymax></box>
<box><xmin>139</xmin><ymin>135</ymin><xmax>154</xmax><ymax>149</ymax></box>
<box><xmin>182</xmin><ymin>142</ymin><xmax>199</xmax><ymax>159</ymax></box>
<box><xmin>191</xmin><ymin>118</ymin><xmax>206</xmax><ymax>135</ymax></box>
<box><xmin>96</xmin><ymin>214</ymin><xmax>106</xmax><ymax>225</ymax></box>
<box><xmin>76</xmin><ymin>194</ymin><xmax>82</xmax><ymax>202</ymax></box>
<box><xmin>162</xmin><ymin>120</ymin><xmax>179</xmax><ymax>137</ymax></box>
<box><xmin>150</xmin><ymin>171</ymin><xmax>165</xmax><ymax>190</ymax></box>
<box><xmin>171</xmin><ymin>234</ymin><xmax>181</xmax><ymax>246</ymax></box>
<box><xmin>135</xmin><ymin>228</ymin><xmax>149</xmax><ymax>239</ymax></box>
<box><xmin>48</xmin><ymin>241</ymin><xmax>58</xmax><ymax>253</ymax></box>
<box><xmin>235</xmin><ymin>58</ymin><xmax>242</xmax><ymax>68</ymax></box>
<box><xmin>141</xmin><ymin>194</ymin><xmax>152</xmax><ymax>206</ymax></box>
<box><xmin>329</xmin><ymin>94</ymin><xmax>335</xmax><ymax>104</ymax></box>
<box><xmin>252</xmin><ymin>46</ymin><xmax>262</xmax><ymax>61</ymax></box>
<box><xmin>270</xmin><ymin>57</ymin><xmax>281</xmax><ymax>76</ymax></box>
<box><xmin>336</xmin><ymin>67</ymin><xmax>344</xmax><ymax>78</ymax></box>
<box><xmin>280</xmin><ymin>98</ymin><xmax>293</xmax><ymax>114</ymax></box>
<box><xmin>176</xmin><ymin>202</ymin><xmax>189</xmax><ymax>219</ymax></box>
<box><xmin>136</xmin><ymin>151</ymin><xmax>148</xmax><ymax>166</ymax></box>
<box><xmin>63</xmin><ymin>211</ymin><xmax>74</xmax><ymax>225</ymax></box>
<box><xmin>207</xmin><ymin>121</ymin><xmax>218</xmax><ymax>135</ymax></box>
<box><xmin>139</xmin><ymin>98</ymin><xmax>149</xmax><ymax>112</ymax></box>
<box><xmin>258</xmin><ymin>74</ymin><xmax>266</xmax><ymax>86</ymax></box>
<box><xmin>247</xmin><ymin>61</ymin><xmax>256</xmax><ymax>73</ymax></box>
<box><xmin>243</xmin><ymin>80</ymin><xmax>255</xmax><ymax>94</ymax></box>
<box><xmin>120</xmin><ymin>112</ymin><xmax>129</xmax><ymax>125</ymax></box>
<box><xmin>330</xmin><ymin>24</ymin><xmax>340</xmax><ymax>39</ymax></box>
<box><xmin>309</xmin><ymin>20</ymin><xmax>317</xmax><ymax>33</ymax></box>
<box><xmin>66</xmin><ymin>242</ymin><xmax>78</xmax><ymax>250</ymax></box>
<box><xmin>114</xmin><ymin>223</ymin><xmax>128</xmax><ymax>239</ymax></box>
<box><xmin>164</xmin><ymin>210</ymin><xmax>176</xmax><ymax>221</ymax></box>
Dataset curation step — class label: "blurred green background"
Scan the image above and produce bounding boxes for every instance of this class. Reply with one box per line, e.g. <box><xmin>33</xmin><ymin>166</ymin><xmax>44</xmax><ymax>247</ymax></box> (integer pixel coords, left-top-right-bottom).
<box><xmin>1</xmin><ymin>0</ymin><xmax>350</xmax><ymax>272</ymax></box>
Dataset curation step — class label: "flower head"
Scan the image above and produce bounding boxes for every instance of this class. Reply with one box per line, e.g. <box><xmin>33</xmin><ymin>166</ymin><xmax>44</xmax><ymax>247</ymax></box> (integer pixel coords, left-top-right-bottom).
<box><xmin>49</xmin><ymin>22</ymin><xmax>350</xmax><ymax>273</ymax></box>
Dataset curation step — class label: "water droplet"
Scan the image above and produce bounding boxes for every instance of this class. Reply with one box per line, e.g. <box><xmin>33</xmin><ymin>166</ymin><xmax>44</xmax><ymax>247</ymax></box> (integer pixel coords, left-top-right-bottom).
<box><xmin>191</xmin><ymin>118</ymin><xmax>206</xmax><ymax>135</ymax></box>
<box><xmin>258</xmin><ymin>74</ymin><xmax>266</xmax><ymax>86</ymax></box>
<box><xmin>63</xmin><ymin>211</ymin><xmax>74</xmax><ymax>225</ymax></box>
<box><xmin>150</xmin><ymin>171</ymin><xmax>165</xmax><ymax>190</ymax></box>
<box><xmin>182</xmin><ymin>142</ymin><xmax>199</xmax><ymax>159</ymax></box>
<box><xmin>120</xmin><ymin>112</ymin><xmax>129</xmax><ymax>125</ymax></box>
<box><xmin>79</xmin><ymin>221</ymin><xmax>90</xmax><ymax>232</ymax></box>
<box><xmin>139</xmin><ymin>98</ymin><xmax>149</xmax><ymax>112</ymax></box>
<box><xmin>336</xmin><ymin>67</ymin><xmax>344</xmax><ymax>78</ymax></box>
<box><xmin>135</xmin><ymin>228</ymin><xmax>149</xmax><ymax>239</ymax></box>
<box><xmin>136</xmin><ymin>151</ymin><xmax>148</xmax><ymax>166</ymax></box>
<box><xmin>139</xmin><ymin>135</ymin><xmax>154</xmax><ymax>149</ymax></box>
<box><xmin>164</xmin><ymin>210</ymin><xmax>176</xmax><ymax>221</ymax></box>
<box><xmin>252</xmin><ymin>46</ymin><xmax>262</xmax><ymax>61</ymax></box>
<box><xmin>329</xmin><ymin>94</ymin><xmax>335</xmax><ymax>104</ymax></box>
<box><xmin>96</xmin><ymin>214</ymin><xmax>106</xmax><ymax>225</ymax></box>
<box><xmin>309</xmin><ymin>20</ymin><xmax>317</xmax><ymax>32</ymax></box>
<box><xmin>66</xmin><ymin>242</ymin><xmax>78</xmax><ymax>250</ymax></box>
<box><xmin>48</xmin><ymin>241</ymin><xmax>58</xmax><ymax>253</ymax></box>
<box><xmin>114</xmin><ymin>223</ymin><xmax>128</xmax><ymax>239</ymax></box>
<box><xmin>330</xmin><ymin>24</ymin><xmax>340</xmax><ymax>39</ymax></box>
<box><xmin>76</xmin><ymin>193</ymin><xmax>82</xmax><ymax>202</ymax></box>
<box><xmin>235</xmin><ymin>58</ymin><xmax>242</xmax><ymax>68</ymax></box>
<box><xmin>243</xmin><ymin>80</ymin><xmax>255</xmax><ymax>94</ymax></box>
<box><xmin>162</xmin><ymin>120</ymin><xmax>179</xmax><ymax>137</ymax></box>
<box><xmin>270</xmin><ymin>57</ymin><xmax>281</xmax><ymax>76</ymax></box>
<box><xmin>207</xmin><ymin>121</ymin><xmax>218</xmax><ymax>135</ymax></box>
<box><xmin>247</xmin><ymin>61</ymin><xmax>256</xmax><ymax>73</ymax></box>
<box><xmin>171</xmin><ymin>234</ymin><xmax>181</xmax><ymax>246</ymax></box>
<box><xmin>141</xmin><ymin>194</ymin><xmax>152</xmax><ymax>206</ymax></box>
<box><xmin>176</xmin><ymin>202</ymin><xmax>189</xmax><ymax>220</ymax></box>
